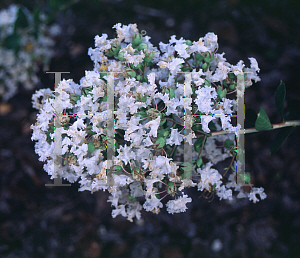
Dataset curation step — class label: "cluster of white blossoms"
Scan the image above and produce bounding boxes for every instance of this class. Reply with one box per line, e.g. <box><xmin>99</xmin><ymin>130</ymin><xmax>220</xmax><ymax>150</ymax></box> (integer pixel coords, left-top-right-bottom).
<box><xmin>0</xmin><ymin>4</ymin><xmax>61</xmax><ymax>101</ymax></box>
<box><xmin>31</xmin><ymin>23</ymin><xmax>266</xmax><ymax>222</ymax></box>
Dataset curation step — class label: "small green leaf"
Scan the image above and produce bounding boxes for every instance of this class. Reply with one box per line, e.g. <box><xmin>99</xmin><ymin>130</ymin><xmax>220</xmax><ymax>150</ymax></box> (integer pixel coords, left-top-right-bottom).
<box><xmin>224</xmin><ymin>139</ymin><xmax>234</xmax><ymax>149</ymax></box>
<box><xmin>208</xmin><ymin>120</ymin><xmax>216</xmax><ymax>131</ymax></box>
<box><xmin>114</xmin><ymin>165</ymin><xmax>123</xmax><ymax>173</ymax></box>
<box><xmin>196</xmin><ymin>157</ymin><xmax>203</xmax><ymax>168</ymax></box>
<box><xmin>167</xmin><ymin>182</ymin><xmax>177</xmax><ymax>193</ymax></box>
<box><xmin>275</xmin><ymin>80</ymin><xmax>286</xmax><ymax>120</ymax></box>
<box><xmin>245</xmin><ymin>108</ymin><xmax>257</xmax><ymax>129</ymax></box>
<box><xmin>255</xmin><ymin>107</ymin><xmax>273</xmax><ymax>131</ymax></box>
<box><xmin>4</xmin><ymin>33</ymin><xmax>21</xmax><ymax>50</ymax></box>
<box><xmin>194</xmin><ymin>136</ymin><xmax>205</xmax><ymax>153</ymax></box>
<box><xmin>270</xmin><ymin>126</ymin><xmax>296</xmax><ymax>155</ymax></box>
<box><xmin>14</xmin><ymin>7</ymin><xmax>29</xmax><ymax>30</ymax></box>
<box><xmin>87</xmin><ymin>142</ymin><xmax>95</xmax><ymax>153</ymax></box>
<box><xmin>168</xmin><ymin>88</ymin><xmax>175</xmax><ymax>99</ymax></box>
<box><xmin>160</xmin><ymin>118</ymin><xmax>167</xmax><ymax>126</ymax></box>
<box><xmin>155</xmin><ymin>137</ymin><xmax>166</xmax><ymax>149</ymax></box>
<box><xmin>140</xmin><ymin>96</ymin><xmax>147</xmax><ymax>102</ymax></box>
<box><xmin>192</xmin><ymin>124</ymin><xmax>202</xmax><ymax>131</ymax></box>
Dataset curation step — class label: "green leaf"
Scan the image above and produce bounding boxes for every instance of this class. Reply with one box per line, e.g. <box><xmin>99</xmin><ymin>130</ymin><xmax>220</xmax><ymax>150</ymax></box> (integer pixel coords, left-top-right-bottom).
<box><xmin>114</xmin><ymin>165</ymin><xmax>123</xmax><ymax>173</ymax></box>
<box><xmin>270</xmin><ymin>126</ymin><xmax>296</xmax><ymax>155</ymax></box>
<box><xmin>140</xmin><ymin>96</ymin><xmax>147</xmax><ymax>103</ymax></box>
<box><xmin>208</xmin><ymin>120</ymin><xmax>216</xmax><ymax>131</ymax></box>
<box><xmin>224</xmin><ymin>139</ymin><xmax>234</xmax><ymax>149</ymax></box>
<box><xmin>14</xmin><ymin>7</ymin><xmax>29</xmax><ymax>30</ymax></box>
<box><xmin>87</xmin><ymin>142</ymin><xmax>95</xmax><ymax>153</ymax></box>
<box><xmin>245</xmin><ymin>108</ymin><xmax>257</xmax><ymax>129</ymax></box>
<box><xmin>168</xmin><ymin>88</ymin><xmax>175</xmax><ymax>99</ymax></box>
<box><xmin>4</xmin><ymin>33</ymin><xmax>21</xmax><ymax>50</ymax></box>
<box><xmin>155</xmin><ymin>137</ymin><xmax>166</xmax><ymax>149</ymax></box>
<box><xmin>275</xmin><ymin>80</ymin><xmax>286</xmax><ymax>120</ymax></box>
<box><xmin>255</xmin><ymin>107</ymin><xmax>273</xmax><ymax>131</ymax></box>
<box><xmin>196</xmin><ymin>157</ymin><xmax>203</xmax><ymax>168</ymax></box>
<box><xmin>194</xmin><ymin>136</ymin><xmax>206</xmax><ymax>153</ymax></box>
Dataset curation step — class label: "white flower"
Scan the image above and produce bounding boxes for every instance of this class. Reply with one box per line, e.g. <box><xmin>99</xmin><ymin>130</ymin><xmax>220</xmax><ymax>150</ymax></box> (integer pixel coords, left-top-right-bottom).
<box><xmin>216</xmin><ymin>185</ymin><xmax>233</xmax><ymax>200</ymax></box>
<box><xmin>144</xmin><ymin>116</ymin><xmax>160</xmax><ymax>138</ymax></box>
<box><xmin>166</xmin><ymin>128</ymin><xmax>184</xmax><ymax>146</ymax></box>
<box><xmin>184</xmin><ymin>131</ymin><xmax>196</xmax><ymax>145</ymax></box>
<box><xmin>117</xmin><ymin>144</ymin><xmax>136</xmax><ymax>165</ymax></box>
<box><xmin>143</xmin><ymin>195</ymin><xmax>163</xmax><ymax>213</ymax></box>
<box><xmin>175</xmin><ymin>42</ymin><xmax>189</xmax><ymax>58</ymax></box>
<box><xmin>197</xmin><ymin>162</ymin><xmax>222</xmax><ymax>191</ymax></box>
<box><xmin>249</xmin><ymin>57</ymin><xmax>260</xmax><ymax>73</ymax></box>
<box><xmin>248</xmin><ymin>187</ymin><xmax>267</xmax><ymax>203</ymax></box>
<box><xmin>204</xmin><ymin>32</ymin><xmax>218</xmax><ymax>51</ymax></box>
<box><xmin>153</xmin><ymin>155</ymin><xmax>173</xmax><ymax>174</ymax></box>
<box><xmin>194</xmin><ymin>86</ymin><xmax>217</xmax><ymax>114</ymax></box>
<box><xmin>130</xmin><ymin>181</ymin><xmax>144</xmax><ymax>197</ymax></box>
<box><xmin>168</xmin><ymin>58</ymin><xmax>185</xmax><ymax>74</ymax></box>
<box><xmin>30</xmin><ymin>22</ymin><xmax>266</xmax><ymax>221</ymax></box>
<box><xmin>200</xmin><ymin>115</ymin><xmax>215</xmax><ymax>133</ymax></box>
<box><xmin>166</xmin><ymin>194</ymin><xmax>192</xmax><ymax>214</ymax></box>
<box><xmin>178</xmin><ymin>179</ymin><xmax>197</xmax><ymax>191</ymax></box>
<box><xmin>113</xmin><ymin>174</ymin><xmax>133</xmax><ymax>187</ymax></box>
<box><xmin>231</xmin><ymin>60</ymin><xmax>245</xmax><ymax>75</ymax></box>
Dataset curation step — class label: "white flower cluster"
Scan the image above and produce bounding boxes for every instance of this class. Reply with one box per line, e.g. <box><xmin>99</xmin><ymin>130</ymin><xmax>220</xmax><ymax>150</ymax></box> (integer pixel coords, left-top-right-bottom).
<box><xmin>0</xmin><ymin>4</ymin><xmax>61</xmax><ymax>101</ymax></box>
<box><xmin>31</xmin><ymin>23</ymin><xmax>266</xmax><ymax>222</ymax></box>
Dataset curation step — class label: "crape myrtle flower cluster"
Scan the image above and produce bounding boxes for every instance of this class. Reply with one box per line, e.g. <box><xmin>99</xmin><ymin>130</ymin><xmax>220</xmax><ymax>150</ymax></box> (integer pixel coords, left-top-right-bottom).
<box><xmin>31</xmin><ymin>23</ymin><xmax>266</xmax><ymax>222</ymax></box>
<box><xmin>0</xmin><ymin>4</ymin><xmax>61</xmax><ymax>101</ymax></box>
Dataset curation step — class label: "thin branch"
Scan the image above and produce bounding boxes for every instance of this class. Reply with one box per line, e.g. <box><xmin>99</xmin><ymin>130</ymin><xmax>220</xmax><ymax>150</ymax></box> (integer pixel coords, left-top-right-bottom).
<box><xmin>209</xmin><ymin>120</ymin><xmax>300</xmax><ymax>137</ymax></box>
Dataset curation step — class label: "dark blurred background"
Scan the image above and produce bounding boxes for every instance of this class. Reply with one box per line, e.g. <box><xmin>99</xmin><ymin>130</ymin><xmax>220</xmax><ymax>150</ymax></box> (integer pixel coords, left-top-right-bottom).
<box><xmin>0</xmin><ymin>0</ymin><xmax>300</xmax><ymax>257</ymax></box>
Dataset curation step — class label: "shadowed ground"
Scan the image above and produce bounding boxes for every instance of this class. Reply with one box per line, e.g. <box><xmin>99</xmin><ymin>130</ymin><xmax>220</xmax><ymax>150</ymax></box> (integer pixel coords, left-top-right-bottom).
<box><xmin>0</xmin><ymin>0</ymin><xmax>300</xmax><ymax>257</ymax></box>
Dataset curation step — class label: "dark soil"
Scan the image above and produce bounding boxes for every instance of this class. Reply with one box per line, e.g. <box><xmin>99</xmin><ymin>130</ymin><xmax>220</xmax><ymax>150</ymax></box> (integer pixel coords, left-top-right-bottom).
<box><xmin>0</xmin><ymin>0</ymin><xmax>300</xmax><ymax>257</ymax></box>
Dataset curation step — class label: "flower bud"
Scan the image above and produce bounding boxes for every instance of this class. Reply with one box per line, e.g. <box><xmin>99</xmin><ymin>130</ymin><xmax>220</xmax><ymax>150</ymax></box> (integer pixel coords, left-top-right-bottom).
<box><xmin>132</xmin><ymin>33</ymin><xmax>143</xmax><ymax>46</ymax></box>
<box><xmin>111</xmin><ymin>44</ymin><xmax>120</xmax><ymax>56</ymax></box>
<box><xmin>185</xmin><ymin>40</ymin><xmax>192</xmax><ymax>46</ymax></box>
<box><xmin>138</xmin><ymin>42</ymin><xmax>148</xmax><ymax>51</ymax></box>
<box><xmin>224</xmin><ymin>139</ymin><xmax>234</xmax><ymax>148</ymax></box>
<box><xmin>202</xmin><ymin>63</ymin><xmax>208</xmax><ymax>70</ymax></box>
<box><xmin>195</xmin><ymin>53</ymin><xmax>204</xmax><ymax>61</ymax></box>
<box><xmin>204</xmin><ymin>52</ymin><xmax>214</xmax><ymax>63</ymax></box>
<box><xmin>217</xmin><ymin>87</ymin><xmax>227</xmax><ymax>99</ymax></box>
<box><xmin>117</xmin><ymin>51</ymin><xmax>126</xmax><ymax>61</ymax></box>
<box><xmin>144</xmin><ymin>49</ymin><xmax>153</xmax><ymax>63</ymax></box>
<box><xmin>229</xmin><ymin>84</ymin><xmax>235</xmax><ymax>90</ymax></box>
